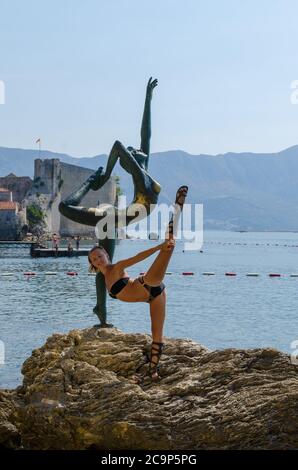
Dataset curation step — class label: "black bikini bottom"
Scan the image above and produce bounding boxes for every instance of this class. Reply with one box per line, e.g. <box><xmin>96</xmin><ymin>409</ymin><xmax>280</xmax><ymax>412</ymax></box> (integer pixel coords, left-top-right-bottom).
<box><xmin>137</xmin><ymin>275</ymin><xmax>165</xmax><ymax>303</ymax></box>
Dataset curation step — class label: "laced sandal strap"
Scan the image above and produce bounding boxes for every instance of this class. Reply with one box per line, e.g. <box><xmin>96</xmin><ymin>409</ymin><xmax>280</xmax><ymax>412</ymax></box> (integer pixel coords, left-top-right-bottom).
<box><xmin>133</xmin><ymin>343</ymin><xmax>165</xmax><ymax>384</ymax></box>
<box><xmin>151</xmin><ymin>341</ymin><xmax>165</xmax><ymax>352</ymax></box>
<box><xmin>149</xmin><ymin>342</ymin><xmax>165</xmax><ymax>370</ymax></box>
<box><xmin>167</xmin><ymin>219</ymin><xmax>174</xmax><ymax>236</ymax></box>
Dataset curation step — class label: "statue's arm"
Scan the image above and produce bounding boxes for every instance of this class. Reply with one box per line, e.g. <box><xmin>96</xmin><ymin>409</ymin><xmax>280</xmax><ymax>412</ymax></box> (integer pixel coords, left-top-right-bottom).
<box><xmin>140</xmin><ymin>77</ymin><xmax>158</xmax><ymax>163</ymax></box>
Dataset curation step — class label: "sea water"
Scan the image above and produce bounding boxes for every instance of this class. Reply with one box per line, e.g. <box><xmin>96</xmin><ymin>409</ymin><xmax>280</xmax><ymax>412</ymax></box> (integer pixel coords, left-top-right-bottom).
<box><xmin>0</xmin><ymin>231</ymin><xmax>297</xmax><ymax>388</ymax></box>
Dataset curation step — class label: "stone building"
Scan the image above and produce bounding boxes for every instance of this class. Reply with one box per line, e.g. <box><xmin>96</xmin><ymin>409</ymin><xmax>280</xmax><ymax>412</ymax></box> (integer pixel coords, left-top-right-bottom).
<box><xmin>0</xmin><ymin>174</ymin><xmax>32</xmax><ymax>203</ymax></box>
<box><xmin>0</xmin><ymin>188</ymin><xmax>27</xmax><ymax>240</ymax></box>
<box><xmin>0</xmin><ymin>188</ymin><xmax>12</xmax><ymax>202</ymax></box>
<box><xmin>30</xmin><ymin>159</ymin><xmax>116</xmax><ymax>237</ymax></box>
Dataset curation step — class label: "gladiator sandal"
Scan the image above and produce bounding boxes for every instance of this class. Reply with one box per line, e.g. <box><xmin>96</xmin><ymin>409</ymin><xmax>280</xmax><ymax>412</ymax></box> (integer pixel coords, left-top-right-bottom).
<box><xmin>148</xmin><ymin>341</ymin><xmax>165</xmax><ymax>381</ymax></box>
<box><xmin>175</xmin><ymin>185</ymin><xmax>188</xmax><ymax>210</ymax></box>
<box><xmin>165</xmin><ymin>186</ymin><xmax>188</xmax><ymax>239</ymax></box>
<box><xmin>132</xmin><ymin>341</ymin><xmax>165</xmax><ymax>384</ymax></box>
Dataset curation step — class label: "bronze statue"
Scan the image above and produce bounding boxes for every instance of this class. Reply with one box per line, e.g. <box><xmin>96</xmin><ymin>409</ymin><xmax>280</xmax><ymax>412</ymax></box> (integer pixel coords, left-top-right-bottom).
<box><xmin>59</xmin><ymin>78</ymin><xmax>161</xmax><ymax>327</ymax></box>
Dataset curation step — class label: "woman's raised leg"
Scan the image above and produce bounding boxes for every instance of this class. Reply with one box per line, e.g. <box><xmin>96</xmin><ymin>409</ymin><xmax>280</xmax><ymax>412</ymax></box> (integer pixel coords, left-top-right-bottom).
<box><xmin>143</xmin><ymin>185</ymin><xmax>188</xmax><ymax>286</ymax></box>
<box><xmin>143</xmin><ymin>243</ymin><xmax>175</xmax><ymax>286</ymax></box>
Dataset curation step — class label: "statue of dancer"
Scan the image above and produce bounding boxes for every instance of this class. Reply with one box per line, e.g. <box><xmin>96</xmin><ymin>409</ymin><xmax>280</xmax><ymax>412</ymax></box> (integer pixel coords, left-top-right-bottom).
<box><xmin>59</xmin><ymin>78</ymin><xmax>161</xmax><ymax>327</ymax></box>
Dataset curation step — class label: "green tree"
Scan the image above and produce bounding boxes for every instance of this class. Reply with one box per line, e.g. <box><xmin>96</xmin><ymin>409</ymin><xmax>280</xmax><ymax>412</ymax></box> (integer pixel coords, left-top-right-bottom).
<box><xmin>27</xmin><ymin>204</ymin><xmax>45</xmax><ymax>228</ymax></box>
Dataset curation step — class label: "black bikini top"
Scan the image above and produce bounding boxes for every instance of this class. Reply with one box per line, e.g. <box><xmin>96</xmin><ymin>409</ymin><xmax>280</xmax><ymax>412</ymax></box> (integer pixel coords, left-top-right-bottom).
<box><xmin>108</xmin><ymin>277</ymin><xmax>130</xmax><ymax>299</ymax></box>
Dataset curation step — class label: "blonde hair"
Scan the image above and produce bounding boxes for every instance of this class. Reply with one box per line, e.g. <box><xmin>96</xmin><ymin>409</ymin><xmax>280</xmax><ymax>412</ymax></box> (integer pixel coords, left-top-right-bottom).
<box><xmin>88</xmin><ymin>244</ymin><xmax>109</xmax><ymax>273</ymax></box>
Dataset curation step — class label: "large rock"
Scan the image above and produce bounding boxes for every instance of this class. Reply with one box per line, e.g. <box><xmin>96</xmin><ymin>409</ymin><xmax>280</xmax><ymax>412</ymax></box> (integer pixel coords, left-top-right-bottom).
<box><xmin>1</xmin><ymin>327</ymin><xmax>298</xmax><ymax>449</ymax></box>
<box><xmin>0</xmin><ymin>390</ymin><xmax>20</xmax><ymax>448</ymax></box>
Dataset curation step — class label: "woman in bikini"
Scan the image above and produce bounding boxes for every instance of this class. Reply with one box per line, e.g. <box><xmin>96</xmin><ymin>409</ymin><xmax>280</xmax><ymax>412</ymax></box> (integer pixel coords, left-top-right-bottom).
<box><xmin>88</xmin><ymin>185</ymin><xmax>188</xmax><ymax>383</ymax></box>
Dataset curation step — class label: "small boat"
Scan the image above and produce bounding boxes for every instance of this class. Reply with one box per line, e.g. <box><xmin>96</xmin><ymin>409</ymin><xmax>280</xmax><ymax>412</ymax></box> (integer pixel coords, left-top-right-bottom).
<box><xmin>30</xmin><ymin>243</ymin><xmax>89</xmax><ymax>258</ymax></box>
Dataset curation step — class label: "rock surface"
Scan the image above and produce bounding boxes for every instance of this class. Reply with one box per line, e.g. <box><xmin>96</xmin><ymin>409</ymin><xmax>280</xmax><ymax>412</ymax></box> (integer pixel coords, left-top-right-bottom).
<box><xmin>1</xmin><ymin>327</ymin><xmax>298</xmax><ymax>449</ymax></box>
<box><xmin>0</xmin><ymin>390</ymin><xmax>20</xmax><ymax>448</ymax></box>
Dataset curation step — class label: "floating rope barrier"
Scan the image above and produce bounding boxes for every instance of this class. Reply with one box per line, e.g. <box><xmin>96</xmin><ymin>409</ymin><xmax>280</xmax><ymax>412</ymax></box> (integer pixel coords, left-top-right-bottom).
<box><xmin>1</xmin><ymin>270</ymin><xmax>297</xmax><ymax>278</ymax></box>
<box><xmin>203</xmin><ymin>241</ymin><xmax>298</xmax><ymax>248</ymax></box>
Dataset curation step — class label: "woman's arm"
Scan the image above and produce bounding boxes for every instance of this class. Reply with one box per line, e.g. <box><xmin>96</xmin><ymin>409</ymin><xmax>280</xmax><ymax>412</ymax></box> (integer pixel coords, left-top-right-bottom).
<box><xmin>115</xmin><ymin>239</ymin><xmax>175</xmax><ymax>271</ymax></box>
<box><xmin>115</xmin><ymin>243</ymin><xmax>163</xmax><ymax>270</ymax></box>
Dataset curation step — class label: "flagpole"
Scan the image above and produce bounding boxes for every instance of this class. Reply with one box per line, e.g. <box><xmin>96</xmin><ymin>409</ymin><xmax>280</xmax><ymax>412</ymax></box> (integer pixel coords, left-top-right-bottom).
<box><xmin>36</xmin><ymin>138</ymin><xmax>41</xmax><ymax>159</ymax></box>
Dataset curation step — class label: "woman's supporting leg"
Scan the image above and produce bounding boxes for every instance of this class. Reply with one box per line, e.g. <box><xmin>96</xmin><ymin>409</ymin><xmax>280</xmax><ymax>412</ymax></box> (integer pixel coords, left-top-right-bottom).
<box><xmin>132</xmin><ymin>289</ymin><xmax>166</xmax><ymax>383</ymax></box>
<box><xmin>148</xmin><ymin>289</ymin><xmax>166</xmax><ymax>380</ymax></box>
<box><xmin>150</xmin><ymin>288</ymin><xmax>166</xmax><ymax>344</ymax></box>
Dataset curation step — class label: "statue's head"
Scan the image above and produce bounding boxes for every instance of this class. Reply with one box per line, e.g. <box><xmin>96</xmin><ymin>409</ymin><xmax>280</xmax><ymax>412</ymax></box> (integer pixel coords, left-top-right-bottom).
<box><xmin>88</xmin><ymin>245</ymin><xmax>110</xmax><ymax>273</ymax></box>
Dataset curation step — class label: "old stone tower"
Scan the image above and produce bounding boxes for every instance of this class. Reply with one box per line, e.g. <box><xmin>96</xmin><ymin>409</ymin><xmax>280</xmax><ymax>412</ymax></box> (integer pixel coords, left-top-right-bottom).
<box><xmin>32</xmin><ymin>158</ymin><xmax>116</xmax><ymax>237</ymax></box>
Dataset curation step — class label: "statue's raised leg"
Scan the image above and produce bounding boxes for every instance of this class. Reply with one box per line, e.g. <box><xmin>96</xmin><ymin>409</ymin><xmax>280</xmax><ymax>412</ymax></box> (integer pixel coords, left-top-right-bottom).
<box><xmin>58</xmin><ymin>167</ymin><xmax>105</xmax><ymax>226</ymax></box>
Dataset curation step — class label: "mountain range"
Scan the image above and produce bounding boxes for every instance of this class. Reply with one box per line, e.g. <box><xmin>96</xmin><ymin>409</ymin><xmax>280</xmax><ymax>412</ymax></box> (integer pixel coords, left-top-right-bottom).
<box><xmin>1</xmin><ymin>145</ymin><xmax>298</xmax><ymax>231</ymax></box>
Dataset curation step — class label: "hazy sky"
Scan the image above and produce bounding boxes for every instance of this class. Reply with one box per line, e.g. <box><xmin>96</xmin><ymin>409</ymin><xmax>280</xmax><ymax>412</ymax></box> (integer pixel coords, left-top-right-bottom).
<box><xmin>1</xmin><ymin>0</ymin><xmax>298</xmax><ymax>157</ymax></box>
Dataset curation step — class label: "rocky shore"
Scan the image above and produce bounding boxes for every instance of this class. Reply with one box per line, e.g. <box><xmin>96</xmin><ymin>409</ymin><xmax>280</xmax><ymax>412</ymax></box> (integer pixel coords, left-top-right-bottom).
<box><xmin>1</xmin><ymin>327</ymin><xmax>298</xmax><ymax>450</ymax></box>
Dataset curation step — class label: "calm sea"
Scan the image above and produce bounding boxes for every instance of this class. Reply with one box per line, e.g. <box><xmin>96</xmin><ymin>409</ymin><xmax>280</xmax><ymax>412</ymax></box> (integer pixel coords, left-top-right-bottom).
<box><xmin>1</xmin><ymin>231</ymin><xmax>298</xmax><ymax>388</ymax></box>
